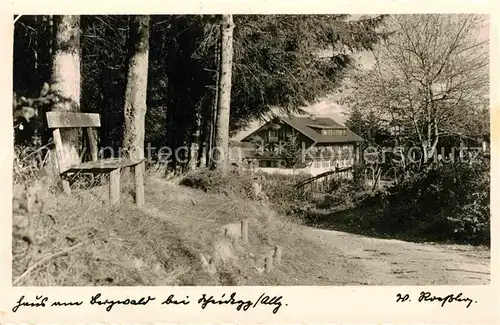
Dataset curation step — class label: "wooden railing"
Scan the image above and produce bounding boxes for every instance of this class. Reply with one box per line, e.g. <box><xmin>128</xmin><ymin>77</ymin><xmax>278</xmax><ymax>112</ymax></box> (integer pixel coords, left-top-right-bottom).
<box><xmin>294</xmin><ymin>166</ymin><xmax>353</xmax><ymax>188</ymax></box>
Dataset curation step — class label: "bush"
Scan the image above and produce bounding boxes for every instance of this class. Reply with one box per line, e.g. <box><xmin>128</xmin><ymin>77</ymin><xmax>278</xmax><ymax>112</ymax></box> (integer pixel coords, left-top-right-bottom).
<box><xmin>13</xmin><ymin>142</ymin><xmax>51</xmax><ymax>185</ymax></box>
<box><xmin>261</xmin><ymin>174</ymin><xmax>310</xmax><ymax>221</ymax></box>
<box><xmin>351</xmin><ymin>163</ymin><xmax>368</xmax><ymax>192</ymax></box>
<box><xmin>180</xmin><ymin>169</ymin><xmax>311</xmax><ymax>222</ymax></box>
<box><xmin>180</xmin><ymin>169</ymin><xmax>257</xmax><ymax>199</ymax></box>
<box><xmin>377</xmin><ymin>162</ymin><xmax>490</xmax><ymax>245</ymax></box>
<box><xmin>319</xmin><ymin>174</ymin><xmax>370</xmax><ymax>209</ymax></box>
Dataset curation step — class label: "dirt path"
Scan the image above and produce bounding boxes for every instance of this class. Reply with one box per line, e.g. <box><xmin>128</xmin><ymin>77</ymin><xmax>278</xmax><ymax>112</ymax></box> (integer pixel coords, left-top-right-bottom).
<box><xmin>301</xmin><ymin>226</ymin><xmax>490</xmax><ymax>285</ymax></box>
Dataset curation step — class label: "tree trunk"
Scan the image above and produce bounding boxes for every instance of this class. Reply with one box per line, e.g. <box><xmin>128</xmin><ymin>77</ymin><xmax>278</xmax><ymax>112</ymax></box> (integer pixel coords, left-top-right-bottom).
<box><xmin>41</xmin><ymin>15</ymin><xmax>54</xmax><ymax>146</ymax></box>
<box><xmin>211</xmin><ymin>14</ymin><xmax>234</xmax><ymax>172</ymax></box>
<box><xmin>33</xmin><ymin>16</ymin><xmax>39</xmax><ymax>87</ymax></box>
<box><xmin>199</xmin><ymin>100</ymin><xmax>211</xmax><ymax>167</ymax></box>
<box><xmin>123</xmin><ymin>15</ymin><xmax>150</xmax><ymax>161</ymax></box>
<box><xmin>205</xmin><ymin>34</ymin><xmax>221</xmax><ymax>168</ymax></box>
<box><xmin>51</xmin><ymin>15</ymin><xmax>82</xmax><ymax>174</ymax></box>
<box><xmin>187</xmin><ymin>108</ymin><xmax>201</xmax><ymax>171</ymax></box>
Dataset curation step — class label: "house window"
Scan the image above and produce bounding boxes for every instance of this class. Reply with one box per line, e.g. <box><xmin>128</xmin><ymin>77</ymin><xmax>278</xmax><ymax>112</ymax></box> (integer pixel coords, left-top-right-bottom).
<box><xmin>321</xmin><ymin>129</ymin><xmax>347</xmax><ymax>136</ymax></box>
<box><xmin>268</xmin><ymin>130</ymin><xmax>278</xmax><ymax>143</ymax></box>
<box><xmin>313</xmin><ymin>160</ymin><xmax>321</xmax><ymax>168</ymax></box>
<box><xmin>259</xmin><ymin>160</ymin><xmax>269</xmax><ymax>168</ymax></box>
<box><xmin>340</xmin><ymin>147</ymin><xmax>349</xmax><ymax>158</ymax></box>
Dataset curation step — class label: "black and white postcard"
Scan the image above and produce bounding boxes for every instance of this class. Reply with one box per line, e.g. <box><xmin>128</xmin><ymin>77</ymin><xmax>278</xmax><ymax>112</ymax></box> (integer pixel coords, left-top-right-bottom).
<box><xmin>0</xmin><ymin>0</ymin><xmax>498</xmax><ymax>324</ymax></box>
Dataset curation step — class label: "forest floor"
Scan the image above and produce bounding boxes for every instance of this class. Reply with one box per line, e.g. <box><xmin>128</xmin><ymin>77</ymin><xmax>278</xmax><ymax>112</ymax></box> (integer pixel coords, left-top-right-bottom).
<box><xmin>12</xmin><ymin>171</ymin><xmax>490</xmax><ymax>286</ymax></box>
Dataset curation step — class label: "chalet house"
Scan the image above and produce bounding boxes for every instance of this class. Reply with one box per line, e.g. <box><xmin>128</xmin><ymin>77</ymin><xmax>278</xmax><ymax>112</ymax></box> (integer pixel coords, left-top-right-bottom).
<box><xmin>234</xmin><ymin>115</ymin><xmax>363</xmax><ymax>176</ymax></box>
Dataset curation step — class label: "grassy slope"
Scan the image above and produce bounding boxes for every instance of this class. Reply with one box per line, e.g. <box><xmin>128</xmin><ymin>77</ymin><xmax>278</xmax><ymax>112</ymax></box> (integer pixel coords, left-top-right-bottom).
<box><xmin>12</xmin><ymin>171</ymin><xmax>362</xmax><ymax>286</ymax></box>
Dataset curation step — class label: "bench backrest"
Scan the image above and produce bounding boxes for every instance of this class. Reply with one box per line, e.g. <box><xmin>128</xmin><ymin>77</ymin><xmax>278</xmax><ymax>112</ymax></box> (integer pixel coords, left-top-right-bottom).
<box><xmin>46</xmin><ymin>112</ymin><xmax>101</xmax><ymax>128</ymax></box>
<box><xmin>46</xmin><ymin>112</ymin><xmax>100</xmax><ymax>173</ymax></box>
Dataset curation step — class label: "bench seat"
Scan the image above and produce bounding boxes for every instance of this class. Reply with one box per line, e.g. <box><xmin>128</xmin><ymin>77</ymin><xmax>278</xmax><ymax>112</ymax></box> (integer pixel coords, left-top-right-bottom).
<box><xmin>62</xmin><ymin>158</ymin><xmax>145</xmax><ymax>174</ymax></box>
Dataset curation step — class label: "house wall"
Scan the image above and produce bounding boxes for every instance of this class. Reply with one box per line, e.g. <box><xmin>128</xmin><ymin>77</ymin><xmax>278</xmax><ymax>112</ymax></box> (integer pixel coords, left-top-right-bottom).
<box><xmin>311</xmin><ymin>143</ymin><xmax>357</xmax><ymax>169</ymax></box>
<box><xmin>242</xmin><ymin>119</ymin><xmax>359</xmax><ymax>174</ymax></box>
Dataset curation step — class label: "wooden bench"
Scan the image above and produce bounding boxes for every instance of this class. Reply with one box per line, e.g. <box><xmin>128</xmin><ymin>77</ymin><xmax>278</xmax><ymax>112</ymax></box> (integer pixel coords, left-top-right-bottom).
<box><xmin>46</xmin><ymin>111</ymin><xmax>145</xmax><ymax>207</ymax></box>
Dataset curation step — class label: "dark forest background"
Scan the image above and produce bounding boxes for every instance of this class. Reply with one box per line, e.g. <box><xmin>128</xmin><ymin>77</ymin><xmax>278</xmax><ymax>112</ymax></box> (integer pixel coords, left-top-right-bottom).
<box><xmin>13</xmin><ymin>14</ymin><xmax>387</xmax><ymax>168</ymax></box>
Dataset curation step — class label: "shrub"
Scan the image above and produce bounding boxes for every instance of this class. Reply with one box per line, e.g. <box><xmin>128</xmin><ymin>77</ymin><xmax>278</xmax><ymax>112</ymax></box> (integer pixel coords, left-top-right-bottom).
<box><xmin>320</xmin><ymin>174</ymin><xmax>370</xmax><ymax>209</ymax></box>
<box><xmin>261</xmin><ymin>174</ymin><xmax>310</xmax><ymax>221</ymax></box>
<box><xmin>180</xmin><ymin>169</ymin><xmax>257</xmax><ymax>199</ymax></box>
<box><xmin>180</xmin><ymin>169</ymin><xmax>311</xmax><ymax>222</ymax></box>
<box><xmin>13</xmin><ymin>142</ymin><xmax>51</xmax><ymax>185</ymax></box>
<box><xmin>377</xmin><ymin>161</ymin><xmax>490</xmax><ymax>245</ymax></box>
<box><xmin>351</xmin><ymin>163</ymin><xmax>368</xmax><ymax>192</ymax></box>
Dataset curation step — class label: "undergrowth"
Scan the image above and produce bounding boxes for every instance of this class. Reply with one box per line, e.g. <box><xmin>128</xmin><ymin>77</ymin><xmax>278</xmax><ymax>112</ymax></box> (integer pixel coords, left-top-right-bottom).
<box><xmin>179</xmin><ymin>168</ymin><xmax>257</xmax><ymax>199</ymax></box>
<box><xmin>379</xmin><ymin>162</ymin><xmax>490</xmax><ymax>245</ymax></box>
<box><xmin>180</xmin><ymin>161</ymin><xmax>490</xmax><ymax>247</ymax></box>
<box><xmin>13</xmin><ymin>160</ymin><xmax>340</xmax><ymax>285</ymax></box>
<box><xmin>12</xmin><ymin>178</ymin><xmax>202</xmax><ymax>286</ymax></box>
<box><xmin>180</xmin><ymin>168</ymin><xmax>311</xmax><ymax>222</ymax></box>
<box><xmin>12</xmin><ymin>151</ymin><xmax>490</xmax><ymax>286</ymax></box>
<box><xmin>300</xmin><ymin>162</ymin><xmax>491</xmax><ymax>246</ymax></box>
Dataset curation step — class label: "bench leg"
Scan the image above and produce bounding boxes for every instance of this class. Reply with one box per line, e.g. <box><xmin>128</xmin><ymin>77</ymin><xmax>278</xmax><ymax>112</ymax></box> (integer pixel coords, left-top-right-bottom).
<box><xmin>134</xmin><ymin>162</ymin><xmax>145</xmax><ymax>208</ymax></box>
<box><xmin>109</xmin><ymin>168</ymin><xmax>121</xmax><ymax>205</ymax></box>
<box><xmin>61</xmin><ymin>179</ymin><xmax>71</xmax><ymax>194</ymax></box>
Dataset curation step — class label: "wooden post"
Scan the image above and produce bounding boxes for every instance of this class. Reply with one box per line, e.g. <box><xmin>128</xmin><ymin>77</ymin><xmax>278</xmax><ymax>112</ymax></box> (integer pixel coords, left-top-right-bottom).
<box><xmin>109</xmin><ymin>168</ymin><xmax>121</xmax><ymax>205</ymax></box>
<box><xmin>241</xmin><ymin>219</ymin><xmax>248</xmax><ymax>242</ymax></box>
<box><xmin>273</xmin><ymin>246</ymin><xmax>282</xmax><ymax>265</ymax></box>
<box><xmin>61</xmin><ymin>176</ymin><xmax>71</xmax><ymax>194</ymax></box>
<box><xmin>52</xmin><ymin>128</ymin><xmax>71</xmax><ymax>194</ymax></box>
<box><xmin>134</xmin><ymin>161</ymin><xmax>145</xmax><ymax>208</ymax></box>
<box><xmin>264</xmin><ymin>255</ymin><xmax>273</xmax><ymax>273</ymax></box>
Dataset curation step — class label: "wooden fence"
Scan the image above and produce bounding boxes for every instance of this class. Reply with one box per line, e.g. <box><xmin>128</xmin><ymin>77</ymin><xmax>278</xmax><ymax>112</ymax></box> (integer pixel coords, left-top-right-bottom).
<box><xmin>295</xmin><ymin>165</ymin><xmax>396</xmax><ymax>198</ymax></box>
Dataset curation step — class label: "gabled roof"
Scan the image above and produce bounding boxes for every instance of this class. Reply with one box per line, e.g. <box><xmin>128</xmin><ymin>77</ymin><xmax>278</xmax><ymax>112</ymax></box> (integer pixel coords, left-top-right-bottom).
<box><xmin>242</xmin><ymin>115</ymin><xmax>364</xmax><ymax>144</ymax></box>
